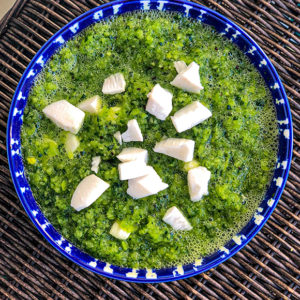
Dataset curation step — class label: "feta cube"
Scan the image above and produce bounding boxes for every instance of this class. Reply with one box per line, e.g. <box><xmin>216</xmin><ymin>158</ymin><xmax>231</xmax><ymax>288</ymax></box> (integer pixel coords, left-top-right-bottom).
<box><xmin>174</xmin><ymin>61</ymin><xmax>187</xmax><ymax>73</ymax></box>
<box><xmin>91</xmin><ymin>156</ymin><xmax>101</xmax><ymax>173</ymax></box>
<box><xmin>114</xmin><ymin>131</ymin><xmax>122</xmax><ymax>145</ymax></box>
<box><xmin>153</xmin><ymin>138</ymin><xmax>195</xmax><ymax>162</ymax></box>
<box><xmin>71</xmin><ymin>174</ymin><xmax>109</xmax><ymax>211</ymax></box>
<box><xmin>65</xmin><ymin>133</ymin><xmax>79</xmax><ymax>157</ymax></box>
<box><xmin>118</xmin><ymin>160</ymin><xmax>149</xmax><ymax>180</ymax></box>
<box><xmin>163</xmin><ymin>206</ymin><xmax>192</xmax><ymax>231</ymax></box>
<box><xmin>78</xmin><ymin>95</ymin><xmax>101</xmax><ymax>113</ymax></box>
<box><xmin>146</xmin><ymin>84</ymin><xmax>173</xmax><ymax>120</ymax></box>
<box><xmin>117</xmin><ymin>148</ymin><xmax>148</xmax><ymax>163</ymax></box>
<box><xmin>42</xmin><ymin>100</ymin><xmax>85</xmax><ymax>134</ymax></box>
<box><xmin>170</xmin><ymin>62</ymin><xmax>203</xmax><ymax>93</ymax></box>
<box><xmin>110</xmin><ymin>222</ymin><xmax>130</xmax><ymax>240</ymax></box>
<box><xmin>188</xmin><ymin>166</ymin><xmax>211</xmax><ymax>201</ymax></box>
<box><xmin>171</xmin><ymin>101</ymin><xmax>212</xmax><ymax>133</ymax></box>
<box><xmin>127</xmin><ymin>166</ymin><xmax>168</xmax><ymax>199</ymax></box>
<box><xmin>121</xmin><ymin>119</ymin><xmax>143</xmax><ymax>142</ymax></box>
<box><xmin>102</xmin><ymin>73</ymin><xmax>126</xmax><ymax>94</ymax></box>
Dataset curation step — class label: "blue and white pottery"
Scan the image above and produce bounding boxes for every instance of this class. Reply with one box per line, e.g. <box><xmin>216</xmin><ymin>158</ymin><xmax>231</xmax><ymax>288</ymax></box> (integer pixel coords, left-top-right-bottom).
<box><xmin>7</xmin><ymin>0</ymin><xmax>293</xmax><ymax>282</ymax></box>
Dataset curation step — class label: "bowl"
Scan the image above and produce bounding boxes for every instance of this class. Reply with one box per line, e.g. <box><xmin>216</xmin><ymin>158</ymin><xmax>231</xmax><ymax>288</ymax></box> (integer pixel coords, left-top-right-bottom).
<box><xmin>7</xmin><ymin>0</ymin><xmax>293</xmax><ymax>282</ymax></box>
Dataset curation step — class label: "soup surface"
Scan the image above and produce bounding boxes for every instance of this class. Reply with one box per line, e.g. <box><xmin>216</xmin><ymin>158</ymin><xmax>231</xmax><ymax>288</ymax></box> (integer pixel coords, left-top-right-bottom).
<box><xmin>21</xmin><ymin>11</ymin><xmax>278</xmax><ymax>268</ymax></box>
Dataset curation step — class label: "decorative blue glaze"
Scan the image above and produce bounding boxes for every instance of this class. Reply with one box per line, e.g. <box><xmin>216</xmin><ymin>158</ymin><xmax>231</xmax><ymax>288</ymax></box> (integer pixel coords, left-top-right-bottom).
<box><xmin>6</xmin><ymin>0</ymin><xmax>293</xmax><ymax>283</ymax></box>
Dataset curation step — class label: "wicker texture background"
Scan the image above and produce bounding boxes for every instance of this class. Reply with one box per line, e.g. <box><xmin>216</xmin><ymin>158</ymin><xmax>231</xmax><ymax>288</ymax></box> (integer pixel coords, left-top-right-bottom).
<box><xmin>0</xmin><ymin>0</ymin><xmax>299</xmax><ymax>299</ymax></box>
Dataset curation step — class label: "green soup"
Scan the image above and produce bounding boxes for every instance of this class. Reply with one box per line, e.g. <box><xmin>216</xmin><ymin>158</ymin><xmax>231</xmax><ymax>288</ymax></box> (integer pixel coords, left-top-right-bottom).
<box><xmin>21</xmin><ymin>11</ymin><xmax>278</xmax><ymax>268</ymax></box>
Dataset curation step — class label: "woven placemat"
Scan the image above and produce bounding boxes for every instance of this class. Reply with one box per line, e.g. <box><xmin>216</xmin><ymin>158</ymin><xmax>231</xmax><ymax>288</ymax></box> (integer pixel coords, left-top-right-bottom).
<box><xmin>0</xmin><ymin>0</ymin><xmax>299</xmax><ymax>299</ymax></box>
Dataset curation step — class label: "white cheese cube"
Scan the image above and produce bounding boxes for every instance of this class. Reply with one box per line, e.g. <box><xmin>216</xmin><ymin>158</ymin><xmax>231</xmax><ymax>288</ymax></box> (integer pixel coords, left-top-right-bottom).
<box><xmin>78</xmin><ymin>95</ymin><xmax>101</xmax><ymax>113</ymax></box>
<box><xmin>174</xmin><ymin>61</ymin><xmax>187</xmax><ymax>73</ymax></box>
<box><xmin>91</xmin><ymin>156</ymin><xmax>101</xmax><ymax>173</ymax></box>
<box><xmin>153</xmin><ymin>138</ymin><xmax>195</xmax><ymax>162</ymax></box>
<box><xmin>114</xmin><ymin>131</ymin><xmax>122</xmax><ymax>145</ymax></box>
<box><xmin>163</xmin><ymin>206</ymin><xmax>192</xmax><ymax>231</ymax></box>
<box><xmin>146</xmin><ymin>84</ymin><xmax>173</xmax><ymax>120</ymax></box>
<box><xmin>71</xmin><ymin>174</ymin><xmax>109</xmax><ymax>211</ymax></box>
<box><xmin>102</xmin><ymin>73</ymin><xmax>126</xmax><ymax>95</ymax></box>
<box><xmin>109</xmin><ymin>222</ymin><xmax>130</xmax><ymax>240</ymax></box>
<box><xmin>121</xmin><ymin>119</ymin><xmax>143</xmax><ymax>142</ymax></box>
<box><xmin>118</xmin><ymin>160</ymin><xmax>149</xmax><ymax>180</ymax></box>
<box><xmin>170</xmin><ymin>62</ymin><xmax>203</xmax><ymax>93</ymax></box>
<box><xmin>188</xmin><ymin>166</ymin><xmax>211</xmax><ymax>201</ymax></box>
<box><xmin>42</xmin><ymin>100</ymin><xmax>85</xmax><ymax>134</ymax></box>
<box><xmin>171</xmin><ymin>101</ymin><xmax>212</xmax><ymax>133</ymax></box>
<box><xmin>65</xmin><ymin>133</ymin><xmax>79</xmax><ymax>157</ymax></box>
<box><xmin>117</xmin><ymin>148</ymin><xmax>148</xmax><ymax>163</ymax></box>
<box><xmin>127</xmin><ymin>166</ymin><xmax>168</xmax><ymax>199</ymax></box>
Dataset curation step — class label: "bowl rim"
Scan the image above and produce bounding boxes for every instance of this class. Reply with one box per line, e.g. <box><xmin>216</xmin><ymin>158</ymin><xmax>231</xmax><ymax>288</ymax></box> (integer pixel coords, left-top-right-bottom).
<box><xmin>6</xmin><ymin>0</ymin><xmax>293</xmax><ymax>283</ymax></box>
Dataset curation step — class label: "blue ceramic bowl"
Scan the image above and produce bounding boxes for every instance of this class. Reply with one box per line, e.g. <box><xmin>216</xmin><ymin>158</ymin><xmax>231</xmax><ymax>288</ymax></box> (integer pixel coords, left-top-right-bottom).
<box><xmin>7</xmin><ymin>0</ymin><xmax>293</xmax><ymax>282</ymax></box>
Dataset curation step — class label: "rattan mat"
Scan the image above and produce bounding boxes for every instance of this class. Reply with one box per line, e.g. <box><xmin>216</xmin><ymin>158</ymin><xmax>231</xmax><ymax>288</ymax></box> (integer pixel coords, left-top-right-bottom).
<box><xmin>0</xmin><ymin>0</ymin><xmax>299</xmax><ymax>299</ymax></box>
